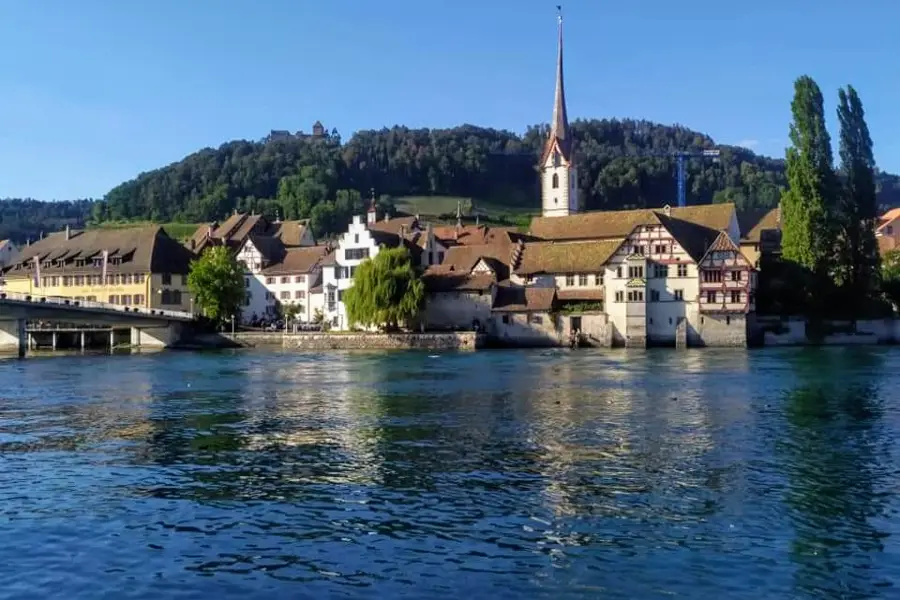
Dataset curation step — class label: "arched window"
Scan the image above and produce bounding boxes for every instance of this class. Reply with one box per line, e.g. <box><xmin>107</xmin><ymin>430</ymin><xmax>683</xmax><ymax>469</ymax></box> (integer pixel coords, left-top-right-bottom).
<box><xmin>552</xmin><ymin>173</ymin><xmax>559</xmax><ymax>189</ymax></box>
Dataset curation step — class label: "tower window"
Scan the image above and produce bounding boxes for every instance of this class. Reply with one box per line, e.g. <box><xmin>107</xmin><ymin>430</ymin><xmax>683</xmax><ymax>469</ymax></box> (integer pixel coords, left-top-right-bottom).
<box><xmin>552</xmin><ymin>173</ymin><xmax>559</xmax><ymax>189</ymax></box>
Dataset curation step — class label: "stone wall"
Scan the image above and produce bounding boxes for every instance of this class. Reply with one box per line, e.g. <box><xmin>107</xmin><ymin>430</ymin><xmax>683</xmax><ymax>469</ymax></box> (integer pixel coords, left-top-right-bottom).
<box><xmin>755</xmin><ymin>317</ymin><xmax>900</xmax><ymax>347</ymax></box>
<box><xmin>224</xmin><ymin>331</ymin><xmax>483</xmax><ymax>350</ymax></box>
<box><xmin>692</xmin><ymin>314</ymin><xmax>748</xmax><ymax>347</ymax></box>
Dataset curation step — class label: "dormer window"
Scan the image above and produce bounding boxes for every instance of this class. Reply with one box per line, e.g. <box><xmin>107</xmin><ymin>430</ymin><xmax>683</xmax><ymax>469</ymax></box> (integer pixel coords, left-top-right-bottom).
<box><xmin>553</xmin><ymin>151</ymin><xmax>560</xmax><ymax>168</ymax></box>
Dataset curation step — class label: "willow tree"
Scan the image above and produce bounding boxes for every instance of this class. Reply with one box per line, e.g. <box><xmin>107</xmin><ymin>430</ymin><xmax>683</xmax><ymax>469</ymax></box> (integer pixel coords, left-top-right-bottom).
<box><xmin>780</xmin><ymin>76</ymin><xmax>839</xmax><ymax>278</ymax></box>
<box><xmin>835</xmin><ymin>85</ymin><xmax>880</xmax><ymax>298</ymax></box>
<box><xmin>343</xmin><ymin>246</ymin><xmax>425</xmax><ymax>331</ymax></box>
<box><xmin>186</xmin><ymin>246</ymin><xmax>246</xmax><ymax>324</ymax></box>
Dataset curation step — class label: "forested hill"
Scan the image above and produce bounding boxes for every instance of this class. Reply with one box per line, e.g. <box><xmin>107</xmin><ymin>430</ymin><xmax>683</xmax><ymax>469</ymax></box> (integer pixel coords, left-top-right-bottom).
<box><xmin>4</xmin><ymin>119</ymin><xmax>900</xmax><ymax>242</ymax></box>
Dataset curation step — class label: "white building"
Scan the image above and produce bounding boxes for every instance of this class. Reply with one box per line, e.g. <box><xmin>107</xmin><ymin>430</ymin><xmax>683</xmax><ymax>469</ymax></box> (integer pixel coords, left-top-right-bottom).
<box><xmin>321</xmin><ymin>210</ymin><xmax>421</xmax><ymax>330</ymax></box>
<box><xmin>235</xmin><ymin>234</ymin><xmax>331</xmax><ymax>324</ymax></box>
<box><xmin>260</xmin><ymin>246</ymin><xmax>331</xmax><ymax>323</ymax></box>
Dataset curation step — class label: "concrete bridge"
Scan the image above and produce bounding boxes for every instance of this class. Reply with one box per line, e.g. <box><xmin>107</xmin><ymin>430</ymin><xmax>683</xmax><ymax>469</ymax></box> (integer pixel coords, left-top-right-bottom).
<box><xmin>0</xmin><ymin>290</ymin><xmax>194</xmax><ymax>357</ymax></box>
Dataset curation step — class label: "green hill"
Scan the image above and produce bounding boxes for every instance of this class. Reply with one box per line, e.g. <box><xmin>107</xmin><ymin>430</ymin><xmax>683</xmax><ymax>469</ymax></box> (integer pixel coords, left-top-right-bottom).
<box><xmin>3</xmin><ymin>118</ymin><xmax>900</xmax><ymax>243</ymax></box>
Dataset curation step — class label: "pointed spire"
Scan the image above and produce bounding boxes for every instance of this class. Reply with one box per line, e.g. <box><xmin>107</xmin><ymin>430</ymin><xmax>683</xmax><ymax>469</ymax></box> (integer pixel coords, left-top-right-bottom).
<box><xmin>543</xmin><ymin>6</ymin><xmax>571</xmax><ymax>161</ymax></box>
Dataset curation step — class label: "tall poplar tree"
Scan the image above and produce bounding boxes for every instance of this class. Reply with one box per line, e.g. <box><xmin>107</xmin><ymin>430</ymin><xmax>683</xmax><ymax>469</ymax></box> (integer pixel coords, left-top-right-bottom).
<box><xmin>780</xmin><ymin>76</ymin><xmax>839</xmax><ymax>279</ymax></box>
<box><xmin>835</xmin><ymin>85</ymin><xmax>880</xmax><ymax>297</ymax></box>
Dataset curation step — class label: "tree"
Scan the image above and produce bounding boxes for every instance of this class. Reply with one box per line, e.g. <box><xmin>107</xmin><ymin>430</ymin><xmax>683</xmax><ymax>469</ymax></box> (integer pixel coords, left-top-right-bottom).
<box><xmin>881</xmin><ymin>249</ymin><xmax>900</xmax><ymax>309</ymax></box>
<box><xmin>835</xmin><ymin>85</ymin><xmax>880</xmax><ymax>298</ymax></box>
<box><xmin>780</xmin><ymin>76</ymin><xmax>839</xmax><ymax>282</ymax></box>
<box><xmin>186</xmin><ymin>246</ymin><xmax>246</xmax><ymax>324</ymax></box>
<box><xmin>343</xmin><ymin>246</ymin><xmax>425</xmax><ymax>330</ymax></box>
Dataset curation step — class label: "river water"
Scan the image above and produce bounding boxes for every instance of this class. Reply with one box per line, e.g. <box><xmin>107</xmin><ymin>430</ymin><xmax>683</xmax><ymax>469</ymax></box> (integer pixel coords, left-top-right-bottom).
<box><xmin>1</xmin><ymin>348</ymin><xmax>899</xmax><ymax>599</ymax></box>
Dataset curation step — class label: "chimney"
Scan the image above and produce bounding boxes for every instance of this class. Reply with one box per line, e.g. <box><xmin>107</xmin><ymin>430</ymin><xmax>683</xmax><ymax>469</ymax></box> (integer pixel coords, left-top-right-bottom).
<box><xmin>65</xmin><ymin>225</ymin><xmax>71</xmax><ymax>241</ymax></box>
<box><xmin>476</xmin><ymin>214</ymin><xmax>480</xmax><ymax>227</ymax></box>
<box><xmin>26</xmin><ymin>238</ymin><xmax>30</xmax><ymax>247</ymax></box>
<box><xmin>207</xmin><ymin>224</ymin><xmax>213</xmax><ymax>238</ymax></box>
<box><xmin>40</xmin><ymin>231</ymin><xmax>44</xmax><ymax>240</ymax></box>
<box><xmin>189</xmin><ymin>239</ymin><xmax>196</xmax><ymax>250</ymax></box>
<box><xmin>399</xmin><ymin>225</ymin><xmax>406</xmax><ymax>240</ymax></box>
<box><xmin>663</xmin><ymin>204</ymin><xmax>671</xmax><ymax>217</ymax></box>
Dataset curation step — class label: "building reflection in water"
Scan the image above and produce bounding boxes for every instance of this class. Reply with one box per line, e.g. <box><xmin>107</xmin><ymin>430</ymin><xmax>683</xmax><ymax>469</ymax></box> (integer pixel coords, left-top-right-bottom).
<box><xmin>777</xmin><ymin>348</ymin><xmax>896</xmax><ymax>597</ymax></box>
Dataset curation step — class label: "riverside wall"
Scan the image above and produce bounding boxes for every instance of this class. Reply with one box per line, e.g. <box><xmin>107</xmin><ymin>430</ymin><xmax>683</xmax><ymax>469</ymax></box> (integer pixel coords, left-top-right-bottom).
<box><xmin>223</xmin><ymin>331</ymin><xmax>484</xmax><ymax>351</ymax></box>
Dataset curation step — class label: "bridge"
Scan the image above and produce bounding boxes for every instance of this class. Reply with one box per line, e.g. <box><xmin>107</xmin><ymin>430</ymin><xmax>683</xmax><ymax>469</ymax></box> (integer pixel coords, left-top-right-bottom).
<box><xmin>0</xmin><ymin>290</ymin><xmax>194</xmax><ymax>357</ymax></box>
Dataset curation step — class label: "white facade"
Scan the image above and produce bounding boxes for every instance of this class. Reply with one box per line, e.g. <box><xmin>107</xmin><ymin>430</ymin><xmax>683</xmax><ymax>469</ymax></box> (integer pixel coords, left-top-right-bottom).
<box><xmin>322</xmin><ymin>215</ymin><xmax>389</xmax><ymax>330</ymax></box>
<box><xmin>262</xmin><ymin>272</ymin><xmax>319</xmax><ymax>323</ymax></box>
<box><xmin>236</xmin><ymin>240</ymin><xmax>274</xmax><ymax>323</ymax></box>
<box><xmin>541</xmin><ymin>147</ymin><xmax>579</xmax><ymax>218</ymax></box>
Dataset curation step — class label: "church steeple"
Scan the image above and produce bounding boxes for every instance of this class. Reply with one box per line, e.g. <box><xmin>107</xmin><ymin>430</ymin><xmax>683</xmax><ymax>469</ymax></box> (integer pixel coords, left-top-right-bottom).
<box><xmin>547</xmin><ymin>7</ymin><xmax>571</xmax><ymax>161</ymax></box>
<box><xmin>539</xmin><ymin>6</ymin><xmax>579</xmax><ymax>218</ymax></box>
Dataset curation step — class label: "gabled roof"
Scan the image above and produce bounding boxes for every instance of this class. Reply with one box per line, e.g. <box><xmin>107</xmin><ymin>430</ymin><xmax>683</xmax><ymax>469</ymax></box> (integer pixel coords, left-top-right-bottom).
<box><xmin>3</xmin><ymin>226</ymin><xmax>196</xmax><ymax>275</ymax></box>
<box><xmin>528</xmin><ymin>203</ymin><xmax>736</xmax><ymax>242</ymax></box>
<box><xmin>737</xmin><ymin>207</ymin><xmax>781</xmax><ymax>242</ymax></box>
<box><xmin>262</xmin><ymin>245</ymin><xmax>331</xmax><ymax>275</ymax></box>
<box><xmin>492</xmin><ymin>286</ymin><xmax>556</xmax><ymax>313</ymax></box>
<box><xmin>268</xmin><ymin>220</ymin><xmax>312</xmax><ymax>246</ymax></box>
<box><xmin>557</xmin><ymin>289</ymin><xmax>604</xmax><ymax>302</ymax></box>
<box><xmin>368</xmin><ymin>216</ymin><xmax>418</xmax><ymax>236</ymax></box>
<box><xmin>422</xmin><ymin>271</ymin><xmax>495</xmax><ymax>293</ymax></box>
<box><xmin>513</xmin><ymin>239</ymin><xmax>624</xmax><ymax>275</ymax></box>
<box><xmin>430</xmin><ymin>243</ymin><xmax>514</xmax><ymax>280</ymax></box>
<box><xmin>698</xmin><ymin>231</ymin><xmax>752</xmax><ymax>266</ymax></box>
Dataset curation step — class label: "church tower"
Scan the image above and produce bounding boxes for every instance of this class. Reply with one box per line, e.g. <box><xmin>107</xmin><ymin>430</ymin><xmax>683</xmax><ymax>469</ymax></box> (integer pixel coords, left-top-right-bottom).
<box><xmin>540</xmin><ymin>8</ymin><xmax>579</xmax><ymax>218</ymax></box>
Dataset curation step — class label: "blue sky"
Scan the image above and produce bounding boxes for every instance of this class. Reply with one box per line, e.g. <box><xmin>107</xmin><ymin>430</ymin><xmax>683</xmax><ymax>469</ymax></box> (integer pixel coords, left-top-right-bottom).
<box><xmin>0</xmin><ymin>0</ymin><xmax>896</xmax><ymax>200</ymax></box>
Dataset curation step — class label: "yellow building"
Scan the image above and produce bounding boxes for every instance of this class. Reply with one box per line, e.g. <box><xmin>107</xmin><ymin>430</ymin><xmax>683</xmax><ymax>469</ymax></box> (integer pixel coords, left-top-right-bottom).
<box><xmin>0</xmin><ymin>225</ymin><xmax>196</xmax><ymax>312</ymax></box>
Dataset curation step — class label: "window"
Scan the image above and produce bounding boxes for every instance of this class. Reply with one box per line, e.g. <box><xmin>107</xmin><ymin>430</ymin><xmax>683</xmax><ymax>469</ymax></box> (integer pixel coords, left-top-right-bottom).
<box><xmin>121</xmin><ymin>295</ymin><xmax>132</xmax><ymax>305</ymax></box>
<box><xmin>280</xmin><ymin>291</ymin><xmax>291</xmax><ymax>300</ymax></box>
<box><xmin>245</xmin><ymin>278</ymin><xmax>250</xmax><ymax>288</ymax></box>
<box><xmin>295</xmin><ymin>290</ymin><xmax>305</xmax><ymax>299</ymax></box>
<box><xmin>161</xmin><ymin>290</ymin><xmax>183</xmax><ymax>305</ymax></box>
<box><xmin>650</xmin><ymin>290</ymin><xmax>660</xmax><ymax>302</ymax></box>
<box><xmin>123</xmin><ymin>274</ymin><xmax>133</xmax><ymax>285</ymax></box>
<box><xmin>108</xmin><ymin>295</ymin><xmax>120</xmax><ymax>304</ymax></box>
<box><xmin>615</xmin><ymin>291</ymin><xmax>624</xmax><ymax>302</ymax></box>
<box><xmin>280</xmin><ymin>276</ymin><xmax>290</xmax><ymax>284</ymax></box>
<box><xmin>565</xmin><ymin>274</ymin><xmax>575</xmax><ymax>286</ymax></box>
<box><xmin>334</xmin><ymin>266</ymin><xmax>342</xmax><ymax>280</ymax></box>
<box><xmin>653</xmin><ymin>264</ymin><xmax>668</xmax><ymax>278</ymax></box>
<box><xmin>706</xmin><ymin>291</ymin><xmax>717</xmax><ymax>303</ymax></box>
<box><xmin>530</xmin><ymin>314</ymin><xmax>543</xmax><ymax>324</ymax></box>
<box><xmin>295</xmin><ymin>275</ymin><xmax>306</xmax><ymax>283</ymax></box>
<box><xmin>731</xmin><ymin>290</ymin><xmax>742</xmax><ymax>303</ymax></box>
<box><xmin>354</xmin><ymin>234</ymin><xmax>359</xmax><ymax>244</ymax></box>
<box><xmin>134</xmin><ymin>294</ymin><xmax>145</xmax><ymax>305</ymax></box>
<box><xmin>703</xmin><ymin>270</ymin><xmax>723</xmax><ymax>283</ymax></box>
<box><xmin>627</xmin><ymin>290</ymin><xmax>644</xmax><ymax>302</ymax></box>
<box><xmin>62</xmin><ymin>276</ymin><xmax>71</xmax><ymax>286</ymax></box>
<box><xmin>265</xmin><ymin>291</ymin><xmax>275</xmax><ymax>300</ymax></box>
<box><xmin>888</xmin><ymin>226</ymin><xmax>894</xmax><ymax>235</ymax></box>
<box><xmin>86</xmin><ymin>296</ymin><xmax>97</xmax><ymax>302</ymax></box>
<box><xmin>674</xmin><ymin>289</ymin><xmax>684</xmax><ymax>301</ymax></box>
<box><xmin>162</xmin><ymin>273</ymin><xmax>172</xmax><ymax>285</ymax></box>
<box><xmin>75</xmin><ymin>275</ymin><xmax>85</xmax><ymax>286</ymax></box>
<box><xmin>616</xmin><ymin>267</ymin><xmax>622</xmax><ymax>278</ymax></box>
<box><xmin>552</xmin><ymin>173</ymin><xmax>559</xmax><ymax>189</ymax></box>
<box><xmin>677</xmin><ymin>264</ymin><xmax>688</xmax><ymax>277</ymax></box>
<box><xmin>349</xmin><ymin>266</ymin><xmax>357</xmax><ymax>278</ymax></box>
<box><xmin>345</xmin><ymin>248</ymin><xmax>370</xmax><ymax>261</ymax></box>
<box><xmin>578</xmin><ymin>274</ymin><xmax>588</xmax><ymax>286</ymax></box>
<box><xmin>338</xmin><ymin>290</ymin><xmax>344</xmax><ymax>301</ymax></box>
<box><xmin>437</xmin><ymin>251</ymin><xmax>445</xmax><ymax>263</ymax></box>
<box><xmin>594</xmin><ymin>273</ymin><xmax>603</xmax><ymax>286</ymax></box>
<box><xmin>266</xmin><ymin>276</ymin><xmax>275</xmax><ymax>284</ymax></box>
<box><xmin>731</xmin><ymin>270</ymin><xmax>742</xmax><ymax>282</ymax></box>
<box><xmin>654</xmin><ymin>244</ymin><xmax>668</xmax><ymax>255</ymax></box>
<box><xmin>502</xmin><ymin>315</ymin><xmax>510</xmax><ymax>324</ymax></box>
<box><xmin>135</xmin><ymin>274</ymin><xmax>146</xmax><ymax>284</ymax></box>
<box><xmin>243</xmin><ymin>296</ymin><xmax>251</xmax><ymax>307</ymax></box>
<box><xmin>628</xmin><ymin>266</ymin><xmax>644</xmax><ymax>279</ymax></box>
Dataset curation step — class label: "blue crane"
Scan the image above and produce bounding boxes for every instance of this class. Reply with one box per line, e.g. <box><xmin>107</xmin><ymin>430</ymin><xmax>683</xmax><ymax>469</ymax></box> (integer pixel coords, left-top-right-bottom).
<box><xmin>631</xmin><ymin>149</ymin><xmax>721</xmax><ymax>208</ymax></box>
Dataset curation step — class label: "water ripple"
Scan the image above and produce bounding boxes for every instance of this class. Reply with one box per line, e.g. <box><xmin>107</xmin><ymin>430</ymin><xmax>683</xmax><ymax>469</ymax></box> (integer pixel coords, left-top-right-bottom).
<box><xmin>1</xmin><ymin>347</ymin><xmax>899</xmax><ymax>598</ymax></box>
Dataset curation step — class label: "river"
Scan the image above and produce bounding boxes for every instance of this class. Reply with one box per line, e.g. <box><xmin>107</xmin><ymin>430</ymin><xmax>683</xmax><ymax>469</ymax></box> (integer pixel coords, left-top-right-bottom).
<box><xmin>1</xmin><ymin>348</ymin><xmax>899</xmax><ymax>599</ymax></box>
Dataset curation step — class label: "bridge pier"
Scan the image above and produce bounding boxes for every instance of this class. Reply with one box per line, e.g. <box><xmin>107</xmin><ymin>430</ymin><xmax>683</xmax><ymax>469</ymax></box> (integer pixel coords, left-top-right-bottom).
<box><xmin>0</xmin><ymin>318</ymin><xmax>27</xmax><ymax>358</ymax></box>
<box><xmin>130</xmin><ymin>323</ymin><xmax>183</xmax><ymax>348</ymax></box>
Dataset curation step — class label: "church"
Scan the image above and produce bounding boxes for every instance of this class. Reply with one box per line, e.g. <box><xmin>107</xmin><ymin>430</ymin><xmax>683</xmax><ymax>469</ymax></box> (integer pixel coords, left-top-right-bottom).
<box><xmin>420</xmin><ymin>10</ymin><xmax>759</xmax><ymax>348</ymax></box>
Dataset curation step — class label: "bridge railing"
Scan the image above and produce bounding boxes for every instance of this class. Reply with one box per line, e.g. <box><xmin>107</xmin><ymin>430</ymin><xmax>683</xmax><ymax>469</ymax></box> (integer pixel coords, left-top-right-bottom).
<box><xmin>0</xmin><ymin>290</ymin><xmax>194</xmax><ymax>321</ymax></box>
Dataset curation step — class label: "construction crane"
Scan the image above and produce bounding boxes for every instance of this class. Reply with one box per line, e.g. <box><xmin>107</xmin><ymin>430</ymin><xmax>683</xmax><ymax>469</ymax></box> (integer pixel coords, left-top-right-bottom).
<box><xmin>632</xmin><ymin>149</ymin><xmax>721</xmax><ymax>208</ymax></box>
